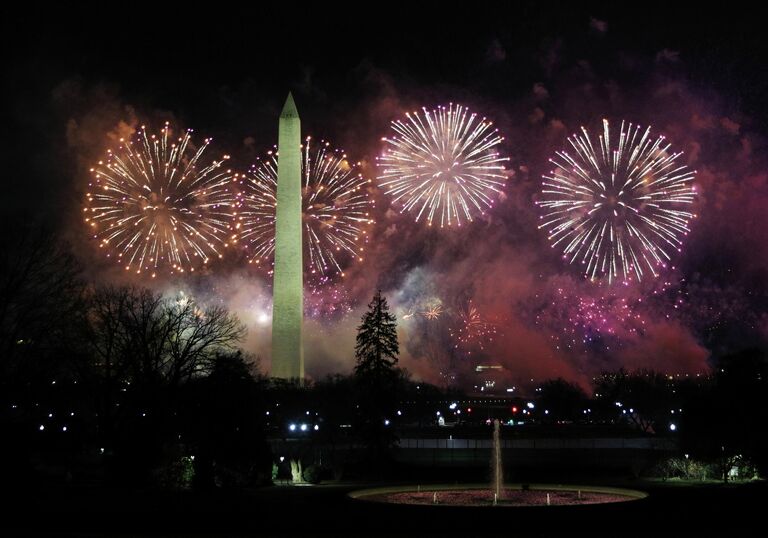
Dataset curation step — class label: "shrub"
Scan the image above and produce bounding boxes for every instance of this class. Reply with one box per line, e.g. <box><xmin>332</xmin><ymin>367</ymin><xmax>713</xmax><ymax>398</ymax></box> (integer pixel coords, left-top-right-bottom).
<box><xmin>153</xmin><ymin>456</ymin><xmax>194</xmax><ymax>490</ymax></box>
<box><xmin>302</xmin><ymin>464</ymin><xmax>322</xmax><ymax>484</ymax></box>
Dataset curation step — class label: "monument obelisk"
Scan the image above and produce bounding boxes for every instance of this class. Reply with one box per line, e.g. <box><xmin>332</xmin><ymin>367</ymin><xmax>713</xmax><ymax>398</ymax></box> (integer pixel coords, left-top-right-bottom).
<box><xmin>271</xmin><ymin>93</ymin><xmax>304</xmax><ymax>380</ymax></box>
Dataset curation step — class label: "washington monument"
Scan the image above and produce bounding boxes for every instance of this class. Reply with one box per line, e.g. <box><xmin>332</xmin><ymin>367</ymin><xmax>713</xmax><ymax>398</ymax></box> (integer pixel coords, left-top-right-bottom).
<box><xmin>271</xmin><ymin>93</ymin><xmax>304</xmax><ymax>380</ymax></box>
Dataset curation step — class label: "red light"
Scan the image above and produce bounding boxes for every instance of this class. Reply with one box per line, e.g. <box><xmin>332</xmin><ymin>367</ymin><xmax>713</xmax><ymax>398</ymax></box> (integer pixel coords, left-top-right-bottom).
<box><xmin>512</xmin><ymin>406</ymin><xmax>518</xmax><ymax>413</ymax></box>
<box><xmin>467</xmin><ymin>408</ymin><xmax>472</xmax><ymax>413</ymax></box>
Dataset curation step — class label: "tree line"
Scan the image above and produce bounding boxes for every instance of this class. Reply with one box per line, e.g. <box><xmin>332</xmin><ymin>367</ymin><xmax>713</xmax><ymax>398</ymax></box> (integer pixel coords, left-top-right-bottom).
<box><xmin>2</xmin><ymin>225</ymin><xmax>766</xmax><ymax>488</ymax></box>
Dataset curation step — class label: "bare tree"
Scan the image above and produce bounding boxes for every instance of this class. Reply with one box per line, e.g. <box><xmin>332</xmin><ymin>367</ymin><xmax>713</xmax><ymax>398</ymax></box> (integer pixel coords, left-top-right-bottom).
<box><xmin>86</xmin><ymin>286</ymin><xmax>246</xmax><ymax>388</ymax></box>
<box><xmin>163</xmin><ymin>299</ymin><xmax>247</xmax><ymax>385</ymax></box>
<box><xmin>119</xmin><ymin>288</ymin><xmax>169</xmax><ymax>385</ymax></box>
<box><xmin>88</xmin><ymin>286</ymin><xmax>133</xmax><ymax>382</ymax></box>
<box><xmin>0</xmin><ymin>224</ymin><xmax>83</xmax><ymax>381</ymax></box>
<box><xmin>84</xmin><ymin>285</ymin><xmax>247</xmax><ymax>465</ymax></box>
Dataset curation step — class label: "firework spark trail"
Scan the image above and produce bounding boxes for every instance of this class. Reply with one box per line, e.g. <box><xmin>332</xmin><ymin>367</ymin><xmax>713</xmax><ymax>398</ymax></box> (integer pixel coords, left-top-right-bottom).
<box><xmin>236</xmin><ymin>136</ymin><xmax>373</xmax><ymax>279</ymax></box>
<box><xmin>377</xmin><ymin>104</ymin><xmax>508</xmax><ymax>227</ymax></box>
<box><xmin>534</xmin><ymin>287</ymin><xmax>648</xmax><ymax>353</ymax></box>
<box><xmin>304</xmin><ymin>279</ymin><xmax>353</xmax><ymax>321</ymax></box>
<box><xmin>85</xmin><ymin>123</ymin><xmax>236</xmax><ymax>276</ymax></box>
<box><xmin>537</xmin><ymin>119</ymin><xmax>697</xmax><ymax>284</ymax></box>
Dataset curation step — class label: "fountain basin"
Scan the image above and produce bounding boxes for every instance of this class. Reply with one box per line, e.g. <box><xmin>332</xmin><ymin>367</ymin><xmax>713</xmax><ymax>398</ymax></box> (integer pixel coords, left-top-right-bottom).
<box><xmin>349</xmin><ymin>484</ymin><xmax>647</xmax><ymax>507</ymax></box>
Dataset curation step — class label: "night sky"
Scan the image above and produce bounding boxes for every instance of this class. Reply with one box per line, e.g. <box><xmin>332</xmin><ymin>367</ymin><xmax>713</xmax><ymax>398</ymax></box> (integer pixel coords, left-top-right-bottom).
<box><xmin>3</xmin><ymin>3</ymin><xmax>767</xmax><ymax>388</ymax></box>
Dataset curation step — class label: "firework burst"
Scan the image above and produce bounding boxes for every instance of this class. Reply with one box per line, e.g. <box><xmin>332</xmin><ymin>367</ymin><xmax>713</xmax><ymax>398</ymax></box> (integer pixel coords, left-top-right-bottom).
<box><xmin>537</xmin><ymin>119</ymin><xmax>697</xmax><ymax>284</ymax></box>
<box><xmin>450</xmin><ymin>299</ymin><xmax>497</xmax><ymax>354</ymax></box>
<box><xmin>377</xmin><ymin>104</ymin><xmax>508</xmax><ymax>227</ymax></box>
<box><xmin>421</xmin><ymin>302</ymin><xmax>444</xmax><ymax>320</ymax></box>
<box><xmin>84</xmin><ymin>123</ymin><xmax>236</xmax><ymax>276</ymax></box>
<box><xmin>236</xmin><ymin>136</ymin><xmax>373</xmax><ymax>279</ymax></box>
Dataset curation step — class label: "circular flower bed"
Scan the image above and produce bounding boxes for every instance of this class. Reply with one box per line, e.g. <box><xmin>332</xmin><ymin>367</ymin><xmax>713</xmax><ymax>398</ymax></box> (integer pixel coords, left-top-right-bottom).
<box><xmin>350</xmin><ymin>484</ymin><xmax>647</xmax><ymax>507</ymax></box>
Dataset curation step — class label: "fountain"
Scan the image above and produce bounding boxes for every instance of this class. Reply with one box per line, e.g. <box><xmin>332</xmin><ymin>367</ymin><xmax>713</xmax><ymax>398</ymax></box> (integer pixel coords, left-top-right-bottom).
<box><xmin>492</xmin><ymin>418</ymin><xmax>503</xmax><ymax>501</ymax></box>
<box><xmin>349</xmin><ymin>418</ymin><xmax>648</xmax><ymax>507</ymax></box>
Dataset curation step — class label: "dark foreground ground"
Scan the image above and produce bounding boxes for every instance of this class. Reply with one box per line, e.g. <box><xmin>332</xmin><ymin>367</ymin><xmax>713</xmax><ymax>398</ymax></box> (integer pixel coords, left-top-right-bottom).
<box><xmin>1</xmin><ymin>478</ymin><xmax>765</xmax><ymax>537</ymax></box>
